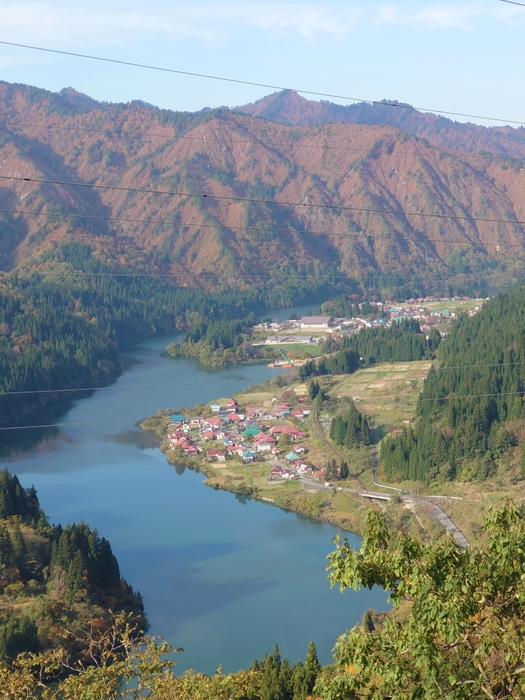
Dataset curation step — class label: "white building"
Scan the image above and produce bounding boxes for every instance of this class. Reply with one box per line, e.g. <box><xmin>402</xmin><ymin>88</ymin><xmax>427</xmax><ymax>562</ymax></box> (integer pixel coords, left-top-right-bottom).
<box><xmin>299</xmin><ymin>316</ymin><xmax>334</xmax><ymax>329</ymax></box>
<box><xmin>265</xmin><ymin>335</ymin><xmax>315</xmax><ymax>345</ymax></box>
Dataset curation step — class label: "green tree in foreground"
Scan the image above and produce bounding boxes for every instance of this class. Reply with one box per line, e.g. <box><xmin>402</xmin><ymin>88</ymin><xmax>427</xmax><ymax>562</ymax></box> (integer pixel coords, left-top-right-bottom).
<box><xmin>317</xmin><ymin>501</ymin><xmax>525</xmax><ymax>699</ymax></box>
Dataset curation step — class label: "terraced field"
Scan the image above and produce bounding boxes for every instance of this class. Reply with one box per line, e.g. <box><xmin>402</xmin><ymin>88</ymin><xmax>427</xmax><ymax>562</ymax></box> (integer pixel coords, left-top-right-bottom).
<box><xmin>331</xmin><ymin>361</ymin><xmax>432</xmax><ymax>432</ymax></box>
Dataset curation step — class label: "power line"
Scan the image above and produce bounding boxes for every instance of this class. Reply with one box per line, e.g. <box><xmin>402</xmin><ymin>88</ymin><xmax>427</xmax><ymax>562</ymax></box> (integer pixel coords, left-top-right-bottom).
<box><xmin>7</xmin><ymin>359</ymin><xmax>525</xmax><ymax>398</ymax></box>
<box><xmin>3</xmin><ymin>175</ymin><xmax>525</xmax><ymax>227</ymax></box>
<box><xmin>0</xmin><ymin>418</ymin><xmax>150</xmax><ymax>431</ymax></box>
<box><xmin>0</xmin><ymin>40</ymin><xmax>523</xmax><ymax>127</ymax></box>
<box><xmin>418</xmin><ymin>389</ymin><xmax>525</xmax><ymax>403</ymax></box>
<box><xmin>2</xmin><ymin>206</ymin><xmax>524</xmax><ymax>247</ymax></box>
<box><xmin>2</xmin><ymin>389</ymin><xmax>525</xmax><ymax>431</ymax></box>
<box><xmin>435</xmin><ymin>360</ymin><xmax>525</xmax><ymax>371</ymax></box>
<box><xmin>500</xmin><ymin>0</ymin><xmax>525</xmax><ymax>6</ymax></box>
<box><xmin>0</xmin><ymin>378</ymin><xmax>255</xmax><ymax>397</ymax></box>
<box><xmin>1</xmin><ymin>267</ymin><xmax>517</xmax><ymax>284</ymax></box>
<box><xmin>4</xmin><ymin>117</ymin><xmax>525</xmax><ymax>166</ymax></box>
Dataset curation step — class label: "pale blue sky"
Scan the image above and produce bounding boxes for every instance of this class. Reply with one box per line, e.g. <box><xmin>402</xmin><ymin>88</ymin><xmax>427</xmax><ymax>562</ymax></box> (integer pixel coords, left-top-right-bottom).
<box><xmin>0</xmin><ymin>1</ymin><xmax>523</xmax><ymax>125</ymax></box>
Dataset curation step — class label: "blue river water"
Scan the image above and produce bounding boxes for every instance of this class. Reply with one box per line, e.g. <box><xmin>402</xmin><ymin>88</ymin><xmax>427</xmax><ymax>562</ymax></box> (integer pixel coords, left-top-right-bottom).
<box><xmin>1</xmin><ymin>305</ymin><xmax>389</xmax><ymax>674</ymax></box>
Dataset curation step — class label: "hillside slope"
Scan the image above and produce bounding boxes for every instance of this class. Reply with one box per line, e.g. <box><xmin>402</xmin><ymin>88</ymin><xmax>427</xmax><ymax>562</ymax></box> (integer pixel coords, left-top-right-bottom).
<box><xmin>380</xmin><ymin>282</ymin><xmax>525</xmax><ymax>483</ymax></box>
<box><xmin>237</xmin><ymin>90</ymin><xmax>525</xmax><ymax>159</ymax></box>
<box><xmin>0</xmin><ymin>82</ymin><xmax>524</xmax><ymax>288</ymax></box>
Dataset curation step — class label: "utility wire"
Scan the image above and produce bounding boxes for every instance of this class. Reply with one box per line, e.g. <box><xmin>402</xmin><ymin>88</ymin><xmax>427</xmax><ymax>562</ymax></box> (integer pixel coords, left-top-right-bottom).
<box><xmin>1</xmin><ymin>268</ymin><xmax>517</xmax><ymax>283</ymax></box>
<box><xmin>0</xmin><ymin>378</ymin><xmax>256</xmax><ymax>397</ymax></box>
<box><xmin>1</xmin><ymin>206</ymin><xmax>524</xmax><ymax>247</ymax></box>
<box><xmin>435</xmin><ymin>360</ymin><xmax>525</xmax><ymax>371</ymax></box>
<box><xmin>2</xmin><ymin>389</ymin><xmax>525</xmax><ymax>431</ymax></box>
<box><xmin>0</xmin><ymin>418</ymin><xmax>151</xmax><ymax>431</ymax></box>
<box><xmin>418</xmin><ymin>389</ymin><xmax>525</xmax><ymax>403</ymax></box>
<box><xmin>3</xmin><ymin>174</ymin><xmax>525</xmax><ymax>227</ymax></box>
<box><xmin>3</xmin><ymin>117</ymin><xmax>525</xmax><ymax>166</ymax></box>
<box><xmin>500</xmin><ymin>0</ymin><xmax>525</xmax><ymax>6</ymax></box>
<box><xmin>0</xmin><ymin>40</ymin><xmax>523</xmax><ymax>126</ymax></box>
<box><xmin>7</xmin><ymin>359</ymin><xmax>525</xmax><ymax>398</ymax></box>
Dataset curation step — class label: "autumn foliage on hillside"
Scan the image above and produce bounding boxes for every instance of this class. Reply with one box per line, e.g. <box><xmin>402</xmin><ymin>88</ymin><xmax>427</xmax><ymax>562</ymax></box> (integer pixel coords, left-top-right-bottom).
<box><xmin>0</xmin><ymin>82</ymin><xmax>524</xmax><ymax>287</ymax></box>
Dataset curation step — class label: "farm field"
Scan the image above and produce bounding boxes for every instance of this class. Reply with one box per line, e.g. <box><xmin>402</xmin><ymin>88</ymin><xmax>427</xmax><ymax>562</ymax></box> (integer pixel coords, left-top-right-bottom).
<box><xmin>330</xmin><ymin>361</ymin><xmax>432</xmax><ymax>433</ymax></box>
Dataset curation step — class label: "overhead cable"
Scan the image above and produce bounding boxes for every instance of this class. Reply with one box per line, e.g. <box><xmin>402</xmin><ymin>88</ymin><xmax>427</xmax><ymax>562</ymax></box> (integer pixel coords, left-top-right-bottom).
<box><xmin>3</xmin><ymin>118</ymin><xmax>525</xmax><ymax>166</ymax></box>
<box><xmin>0</xmin><ymin>378</ymin><xmax>253</xmax><ymax>396</ymax></box>
<box><xmin>1</xmin><ymin>206</ymin><xmax>524</xmax><ymax>247</ymax></box>
<box><xmin>0</xmin><ymin>40</ymin><xmax>523</xmax><ymax>126</ymax></box>
<box><xmin>2</xmin><ymin>174</ymin><xmax>524</xmax><ymax>227</ymax></box>
<box><xmin>6</xmin><ymin>359</ymin><xmax>525</xmax><ymax>397</ymax></box>
<box><xmin>2</xmin><ymin>389</ymin><xmax>525</xmax><ymax>431</ymax></box>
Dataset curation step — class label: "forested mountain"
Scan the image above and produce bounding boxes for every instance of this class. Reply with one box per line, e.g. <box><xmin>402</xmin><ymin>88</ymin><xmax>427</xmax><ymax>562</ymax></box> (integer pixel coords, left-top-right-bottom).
<box><xmin>238</xmin><ymin>89</ymin><xmax>525</xmax><ymax>159</ymax></box>
<box><xmin>0</xmin><ymin>469</ymin><xmax>145</xmax><ymax>662</ymax></box>
<box><xmin>0</xmin><ymin>81</ymin><xmax>524</xmax><ymax>288</ymax></box>
<box><xmin>380</xmin><ymin>283</ymin><xmax>525</xmax><ymax>483</ymax></box>
<box><xmin>0</xmin><ymin>242</ymin><xmax>338</xmax><ymax>425</ymax></box>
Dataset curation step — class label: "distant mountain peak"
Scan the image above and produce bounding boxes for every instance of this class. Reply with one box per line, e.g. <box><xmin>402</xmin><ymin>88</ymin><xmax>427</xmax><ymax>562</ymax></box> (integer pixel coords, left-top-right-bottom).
<box><xmin>236</xmin><ymin>90</ymin><xmax>525</xmax><ymax>158</ymax></box>
<box><xmin>58</xmin><ymin>87</ymin><xmax>101</xmax><ymax>112</ymax></box>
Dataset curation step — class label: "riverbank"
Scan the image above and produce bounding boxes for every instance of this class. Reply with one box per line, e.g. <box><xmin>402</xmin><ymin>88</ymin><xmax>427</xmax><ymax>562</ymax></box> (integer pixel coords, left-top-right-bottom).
<box><xmin>4</xmin><ymin>329</ymin><xmax>390</xmax><ymax>675</ymax></box>
<box><xmin>139</xmin><ymin>369</ymin><xmax>433</xmax><ymax>539</ymax></box>
<box><xmin>142</xmin><ymin>408</ymin><xmax>365</xmax><ymax>534</ymax></box>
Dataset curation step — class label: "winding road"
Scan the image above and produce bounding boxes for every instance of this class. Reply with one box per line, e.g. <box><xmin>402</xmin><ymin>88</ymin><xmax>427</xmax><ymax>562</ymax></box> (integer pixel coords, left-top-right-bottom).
<box><xmin>369</xmin><ymin>425</ymin><xmax>469</xmax><ymax>548</ymax></box>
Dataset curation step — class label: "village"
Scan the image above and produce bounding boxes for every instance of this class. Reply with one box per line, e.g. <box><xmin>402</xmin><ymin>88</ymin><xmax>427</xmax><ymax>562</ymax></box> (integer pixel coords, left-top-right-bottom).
<box><xmin>165</xmin><ymin>392</ymin><xmax>327</xmax><ymax>484</ymax></box>
<box><xmin>165</xmin><ymin>296</ymin><xmax>486</xmax><ymax>482</ymax></box>
<box><xmin>253</xmin><ymin>296</ymin><xmax>485</xmax><ymax>349</ymax></box>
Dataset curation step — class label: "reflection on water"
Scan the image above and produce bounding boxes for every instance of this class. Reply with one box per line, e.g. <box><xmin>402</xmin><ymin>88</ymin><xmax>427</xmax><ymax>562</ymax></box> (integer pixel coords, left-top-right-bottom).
<box><xmin>1</xmin><ymin>318</ymin><xmax>390</xmax><ymax>674</ymax></box>
<box><xmin>106</xmin><ymin>430</ymin><xmax>160</xmax><ymax>449</ymax></box>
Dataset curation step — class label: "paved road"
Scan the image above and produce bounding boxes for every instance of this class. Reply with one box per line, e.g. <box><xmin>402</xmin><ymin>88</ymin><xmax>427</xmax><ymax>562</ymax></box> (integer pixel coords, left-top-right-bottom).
<box><xmin>408</xmin><ymin>496</ymin><xmax>469</xmax><ymax>549</ymax></box>
<box><xmin>369</xmin><ymin>425</ymin><xmax>469</xmax><ymax>548</ymax></box>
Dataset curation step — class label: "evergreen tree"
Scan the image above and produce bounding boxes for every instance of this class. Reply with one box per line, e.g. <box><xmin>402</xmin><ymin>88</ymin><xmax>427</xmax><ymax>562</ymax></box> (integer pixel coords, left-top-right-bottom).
<box><xmin>304</xmin><ymin>641</ymin><xmax>321</xmax><ymax>695</ymax></box>
<box><xmin>291</xmin><ymin>660</ymin><xmax>308</xmax><ymax>700</ymax></box>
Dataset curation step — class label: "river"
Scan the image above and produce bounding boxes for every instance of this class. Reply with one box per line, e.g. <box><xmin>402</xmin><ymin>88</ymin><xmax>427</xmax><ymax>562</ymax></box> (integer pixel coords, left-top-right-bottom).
<box><xmin>1</xmin><ymin>304</ymin><xmax>389</xmax><ymax>674</ymax></box>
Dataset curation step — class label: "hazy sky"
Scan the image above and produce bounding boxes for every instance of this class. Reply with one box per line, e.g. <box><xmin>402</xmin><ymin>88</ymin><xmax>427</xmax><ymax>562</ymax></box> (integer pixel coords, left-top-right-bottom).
<box><xmin>0</xmin><ymin>0</ymin><xmax>523</xmax><ymax>126</ymax></box>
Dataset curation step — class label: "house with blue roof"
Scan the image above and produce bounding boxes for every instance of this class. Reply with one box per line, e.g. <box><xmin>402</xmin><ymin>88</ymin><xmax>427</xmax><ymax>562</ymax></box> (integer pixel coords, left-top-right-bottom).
<box><xmin>170</xmin><ymin>414</ymin><xmax>185</xmax><ymax>423</ymax></box>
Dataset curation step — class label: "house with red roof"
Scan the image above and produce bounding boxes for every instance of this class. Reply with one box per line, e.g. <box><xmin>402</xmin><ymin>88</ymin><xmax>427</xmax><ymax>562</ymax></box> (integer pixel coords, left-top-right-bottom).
<box><xmin>269</xmin><ymin>425</ymin><xmax>300</xmax><ymax>436</ymax></box>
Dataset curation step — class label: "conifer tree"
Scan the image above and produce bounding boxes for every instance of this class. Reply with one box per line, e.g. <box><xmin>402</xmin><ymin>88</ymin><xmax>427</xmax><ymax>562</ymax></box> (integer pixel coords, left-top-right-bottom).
<box><xmin>304</xmin><ymin>641</ymin><xmax>321</xmax><ymax>695</ymax></box>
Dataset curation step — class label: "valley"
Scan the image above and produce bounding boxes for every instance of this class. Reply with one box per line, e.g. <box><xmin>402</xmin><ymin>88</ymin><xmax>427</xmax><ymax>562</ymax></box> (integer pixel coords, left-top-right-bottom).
<box><xmin>2</xmin><ymin>73</ymin><xmax>525</xmax><ymax>697</ymax></box>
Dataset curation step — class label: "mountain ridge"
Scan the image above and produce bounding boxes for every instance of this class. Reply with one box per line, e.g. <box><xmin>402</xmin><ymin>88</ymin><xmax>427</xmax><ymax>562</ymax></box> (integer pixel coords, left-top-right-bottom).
<box><xmin>0</xmin><ymin>81</ymin><xmax>524</xmax><ymax>289</ymax></box>
<box><xmin>236</xmin><ymin>90</ymin><xmax>525</xmax><ymax>159</ymax></box>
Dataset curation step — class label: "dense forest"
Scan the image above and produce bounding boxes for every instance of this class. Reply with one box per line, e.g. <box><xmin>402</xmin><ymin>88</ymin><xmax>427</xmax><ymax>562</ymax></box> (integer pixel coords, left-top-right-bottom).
<box><xmin>329</xmin><ymin>403</ymin><xmax>371</xmax><ymax>449</ymax></box>
<box><xmin>166</xmin><ymin>312</ymin><xmax>275</xmax><ymax>366</ymax></box>
<box><xmin>0</xmin><ymin>469</ymin><xmax>145</xmax><ymax>664</ymax></box>
<box><xmin>0</xmin><ymin>241</ymin><xmax>341</xmax><ymax>425</ymax></box>
<box><xmin>380</xmin><ymin>283</ymin><xmax>525</xmax><ymax>483</ymax></box>
<box><xmin>344</xmin><ymin>319</ymin><xmax>439</xmax><ymax>365</ymax></box>
<box><xmin>299</xmin><ymin>348</ymin><xmax>360</xmax><ymax>378</ymax></box>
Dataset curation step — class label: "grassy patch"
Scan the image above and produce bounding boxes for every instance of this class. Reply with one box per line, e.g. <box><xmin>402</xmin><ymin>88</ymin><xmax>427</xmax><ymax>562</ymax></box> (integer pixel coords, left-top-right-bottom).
<box><xmin>331</xmin><ymin>361</ymin><xmax>430</xmax><ymax>431</ymax></box>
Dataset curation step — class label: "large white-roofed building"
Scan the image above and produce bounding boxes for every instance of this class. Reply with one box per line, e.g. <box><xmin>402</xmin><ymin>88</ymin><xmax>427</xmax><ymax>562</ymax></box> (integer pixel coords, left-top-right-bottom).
<box><xmin>299</xmin><ymin>316</ymin><xmax>334</xmax><ymax>329</ymax></box>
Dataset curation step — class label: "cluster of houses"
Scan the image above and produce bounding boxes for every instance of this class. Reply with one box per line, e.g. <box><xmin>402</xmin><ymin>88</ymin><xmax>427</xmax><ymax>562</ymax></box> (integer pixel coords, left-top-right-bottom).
<box><xmin>254</xmin><ymin>299</ymin><xmax>486</xmax><ymax>344</ymax></box>
<box><xmin>166</xmin><ymin>396</ymin><xmax>317</xmax><ymax>480</ymax></box>
<box><xmin>386</xmin><ymin>299</ymin><xmax>483</xmax><ymax>332</ymax></box>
